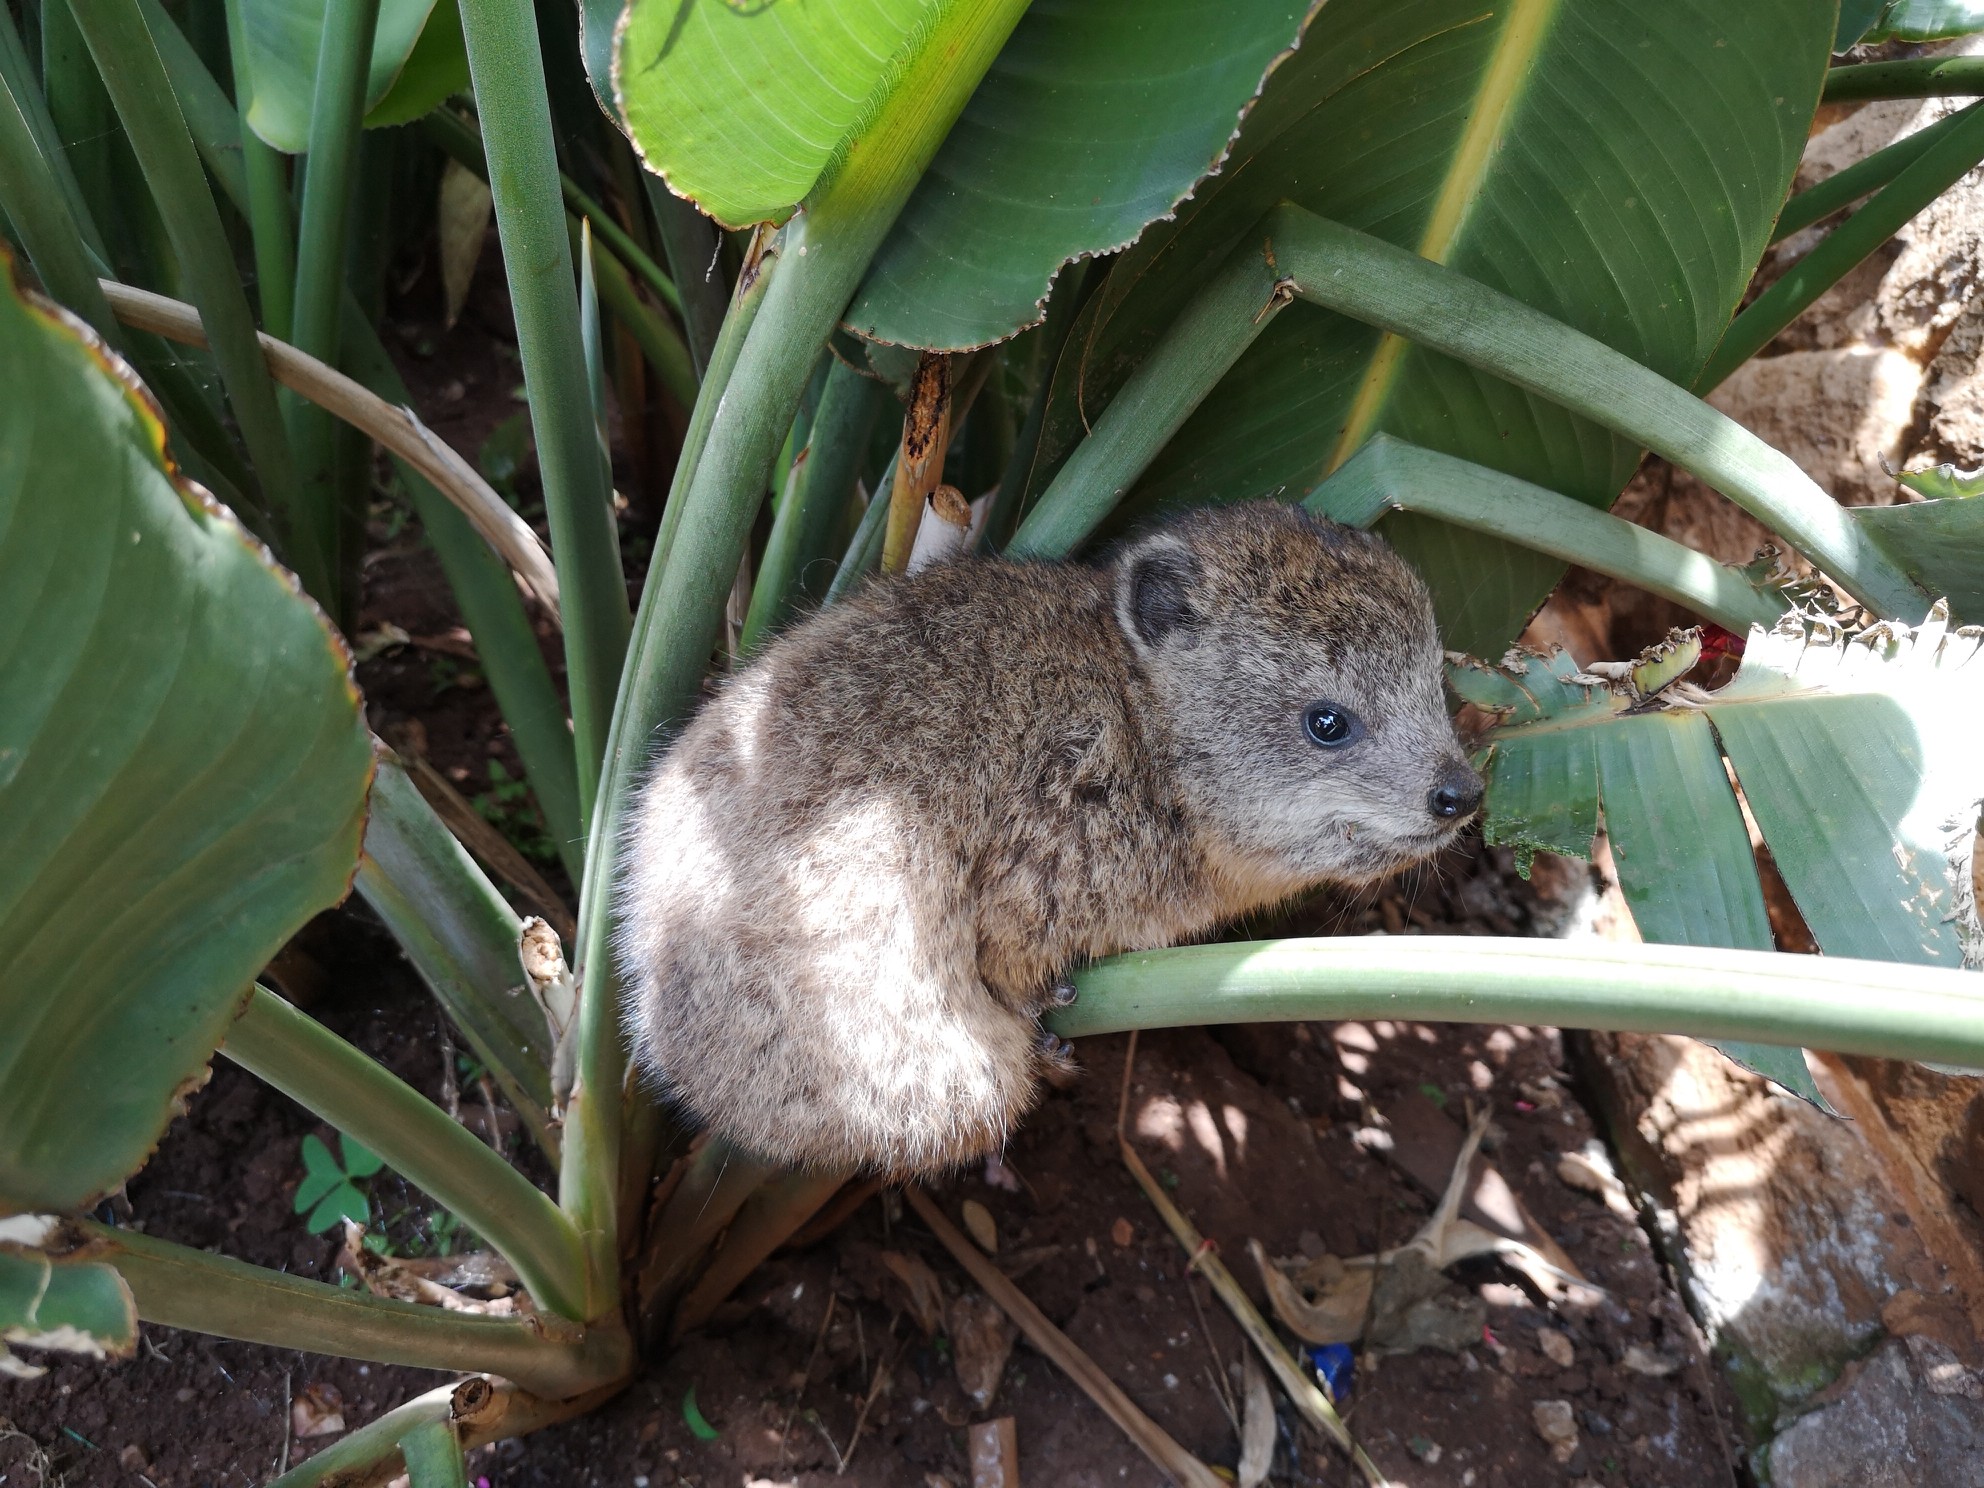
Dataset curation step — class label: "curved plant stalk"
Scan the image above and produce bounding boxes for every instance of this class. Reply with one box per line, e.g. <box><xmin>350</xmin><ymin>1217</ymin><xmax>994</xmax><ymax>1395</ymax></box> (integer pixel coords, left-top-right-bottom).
<box><xmin>740</xmin><ymin>357</ymin><xmax>887</xmax><ymax>654</ymax></box>
<box><xmin>265</xmin><ymin>1376</ymin><xmax>621</xmax><ymax>1488</ymax></box>
<box><xmin>1017</xmin><ymin>206</ymin><xmax>1926</xmax><ymax>616</ymax></box>
<box><xmin>1309</xmin><ymin>436</ymin><xmax>1786</xmax><ymax>632</ymax></box>
<box><xmin>1824</xmin><ymin>56</ymin><xmax>1984</xmax><ymax>102</ymax></box>
<box><xmin>62</xmin><ymin>0</ymin><xmax>317</xmax><ymax>595</ymax></box>
<box><xmin>223</xmin><ymin>987</ymin><xmax>589</xmax><ymax>1321</ymax></box>
<box><xmin>286</xmin><ymin>0</ymin><xmax>382</xmax><ymax>618</ymax></box>
<box><xmin>632</xmin><ymin>1141</ymin><xmax>775</xmax><ymax>1339</ymax></box>
<box><xmin>564</xmin><ymin>0</ymin><xmax>1031</xmax><ymax>1300</ymax></box>
<box><xmin>1052</xmin><ymin>937</ymin><xmax>1984</xmax><ymax>1069</ymax></box>
<box><xmin>221</xmin><ymin>0</ymin><xmax>294</xmax><ymax>341</ymax></box>
<box><xmin>1772</xmin><ymin>104</ymin><xmax>1968</xmax><ymax>244</ymax></box>
<box><xmin>1265</xmin><ymin>208</ymin><xmax>1927</xmax><ymax>619</ymax></box>
<box><xmin>357</xmin><ymin>752</ymin><xmax>560</xmax><ymax>1156</ymax></box>
<box><xmin>1703</xmin><ymin>100</ymin><xmax>1984</xmax><ymax>388</ymax></box>
<box><xmin>102</xmin><ymin>279</ymin><xmax>563</xmax><ymax>619</ymax></box>
<box><xmin>74</xmin><ymin>1221</ymin><xmax>629</xmax><ymax>1395</ymax></box>
<box><xmin>453</xmin><ymin>2</ymin><xmax>630</xmax><ymax>838</ymax></box>
<box><xmin>399</xmin><ymin>1420</ymin><xmax>468</xmax><ymax>1488</ymax></box>
<box><xmin>1005</xmin><ymin>238</ymin><xmax>1287</xmax><ymax>559</ymax></box>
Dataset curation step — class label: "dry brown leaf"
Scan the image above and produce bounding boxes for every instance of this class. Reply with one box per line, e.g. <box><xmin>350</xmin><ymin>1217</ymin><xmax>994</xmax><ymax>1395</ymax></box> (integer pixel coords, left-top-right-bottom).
<box><xmin>960</xmin><ymin>1199</ymin><xmax>998</xmax><ymax>1253</ymax></box>
<box><xmin>291</xmin><ymin>1381</ymin><xmax>346</xmax><ymax>1439</ymax></box>
<box><xmin>438</xmin><ymin>158</ymin><xmax>493</xmax><ymax>330</ymax></box>
<box><xmin>879</xmin><ymin>1250</ymin><xmax>947</xmax><ymax>1336</ymax></box>
<box><xmin>1249</xmin><ymin>1239</ymin><xmax>1369</xmax><ymax>1346</ymax></box>
<box><xmin>1237</xmin><ymin>1351</ymin><xmax>1276</xmax><ymax>1488</ymax></box>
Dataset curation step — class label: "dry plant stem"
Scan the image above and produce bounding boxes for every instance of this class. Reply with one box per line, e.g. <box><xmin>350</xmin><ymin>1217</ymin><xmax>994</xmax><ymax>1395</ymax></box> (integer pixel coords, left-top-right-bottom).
<box><xmin>905</xmin><ymin>483</ymin><xmax>973</xmax><ymax>573</ymax></box>
<box><xmin>98</xmin><ymin>279</ymin><xmax>561</xmax><ymax>621</ymax></box>
<box><xmin>883</xmin><ymin>352</ymin><xmax>955</xmax><ymax>572</ymax></box>
<box><xmin>902</xmin><ymin>1185</ymin><xmax>1226</xmax><ymax>1488</ymax></box>
<box><xmin>1115</xmin><ymin>1034</ymin><xmax>1388</xmax><ymax>1486</ymax></box>
<box><xmin>634</xmin><ymin>1141</ymin><xmax>777</xmax><ymax>1337</ymax></box>
<box><xmin>671</xmin><ymin>1168</ymin><xmax>849</xmax><ymax>1337</ymax></box>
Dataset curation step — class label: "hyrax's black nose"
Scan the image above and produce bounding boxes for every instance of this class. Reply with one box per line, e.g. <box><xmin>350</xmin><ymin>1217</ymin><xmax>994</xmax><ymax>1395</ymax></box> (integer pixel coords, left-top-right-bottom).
<box><xmin>1428</xmin><ymin>764</ymin><xmax>1484</xmax><ymax>821</ymax></box>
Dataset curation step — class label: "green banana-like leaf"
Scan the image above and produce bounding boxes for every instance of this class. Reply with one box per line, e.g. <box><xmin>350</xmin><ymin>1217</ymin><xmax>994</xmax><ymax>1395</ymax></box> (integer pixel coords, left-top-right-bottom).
<box><xmin>0</xmin><ymin>260</ymin><xmax>374</xmax><ymax>1213</ymax></box>
<box><xmin>0</xmin><ymin>1230</ymin><xmax>136</xmax><ymax>1379</ymax></box>
<box><xmin>235</xmin><ymin>0</ymin><xmax>453</xmax><ymax>152</ymax></box>
<box><xmin>1457</xmin><ymin>608</ymin><xmax>1984</xmax><ymax>1092</ymax></box>
<box><xmin>1837</xmin><ymin>0</ymin><xmax>1888</xmax><ymax>45</ymax></box>
<box><xmin>1859</xmin><ymin>489</ymin><xmax>1984</xmax><ymax>622</ymax></box>
<box><xmin>363</xmin><ymin>0</ymin><xmax>469</xmax><ymax>131</ymax></box>
<box><xmin>1865</xmin><ymin>1</ymin><xmax>1984</xmax><ymax>40</ymax></box>
<box><xmin>843</xmin><ymin>0</ymin><xmax>1318</xmax><ymax>351</ymax></box>
<box><xmin>1016</xmin><ymin>0</ymin><xmax>1829</xmax><ymax>659</ymax></box>
<box><xmin>612</xmin><ymin>0</ymin><xmax>937</xmax><ymax>228</ymax></box>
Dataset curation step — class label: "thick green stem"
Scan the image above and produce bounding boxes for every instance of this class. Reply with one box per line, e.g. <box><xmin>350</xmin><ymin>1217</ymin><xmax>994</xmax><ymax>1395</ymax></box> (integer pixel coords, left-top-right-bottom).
<box><xmin>223</xmin><ymin>986</ymin><xmax>588</xmax><ymax>1321</ymax></box>
<box><xmin>80</xmin><ymin>1222</ymin><xmax>629</xmax><ymax>1395</ymax></box>
<box><xmin>400</xmin><ymin>1421</ymin><xmax>469</xmax><ymax>1488</ymax></box>
<box><xmin>220</xmin><ymin>0</ymin><xmax>292</xmax><ymax>340</ymax></box>
<box><xmin>1771</xmin><ymin>104</ymin><xmax>1967</xmax><ymax>244</ymax></box>
<box><xmin>1309</xmin><ymin>435</ymin><xmax>1786</xmax><ymax>633</ymax></box>
<box><xmin>355</xmin><ymin>751</ymin><xmax>560</xmax><ymax>1156</ymax></box>
<box><xmin>64</xmin><ymin>0</ymin><xmax>316</xmax><ymax>594</ymax></box>
<box><xmin>1052</xmin><ymin>937</ymin><xmax>1984</xmax><ymax>1068</ymax></box>
<box><xmin>1006</xmin><ymin>238</ymin><xmax>1286</xmax><ymax>559</ymax></box>
<box><xmin>739</xmin><ymin>355</ymin><xmax>886</xmax><ymax>654</ymax></box>
<box><xmin>289</xmin><ymin>0</ymin><xmax>381</xmax><ymax>622</ymax></box>
<box><xmin>1265</xmin><ymin>206</ymin><xmax>1926</xmax><ymax>620</ymax></box>
<box><xmin>453</xmin><ymin>3</ymin><xmax>630</xmax><ymax>833</ymax></box>
<box><xmin>1824</xmin><ymin>56</ymin><xmax>1984</xmax><ymax>103</ymax></box>
<box><xmin>561</xmin><ymin>0</ymin><xmax>1031</xmax><ymax>1301</ymax></box>
<box><xmin>266</xmin><ymin>1385</ymin><xmax>457</xmax><ymax>1488</ymax></box>
<box><xmin>643</xmin><ymin>173</ymin><xmax>724</xmax><ymax>378</ymax></box>
<box><xmin>1705</xmin><ymin>101</ymin><xmax>1984</xmax><ymax>389</ymax></box>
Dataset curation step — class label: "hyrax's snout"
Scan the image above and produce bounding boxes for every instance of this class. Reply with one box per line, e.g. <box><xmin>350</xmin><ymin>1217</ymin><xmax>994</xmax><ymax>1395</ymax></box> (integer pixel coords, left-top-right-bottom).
<box><xmin>1427</xmin><ymin>759</ymin><xmax>1485</xmax><ymax>822</ymax></box>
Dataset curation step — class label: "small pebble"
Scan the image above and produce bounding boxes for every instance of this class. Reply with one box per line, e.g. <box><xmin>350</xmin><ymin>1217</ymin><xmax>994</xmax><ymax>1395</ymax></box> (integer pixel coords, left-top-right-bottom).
<box><xmin>1532</xmin><ymin>1399</ymin><xmax>1579</xmax><ymax>1464</ymax></box>
<box><xmin>1539</xmin><ymin>1329</ymin><xmax>1575</xmax><ymax>1368</ymax></box>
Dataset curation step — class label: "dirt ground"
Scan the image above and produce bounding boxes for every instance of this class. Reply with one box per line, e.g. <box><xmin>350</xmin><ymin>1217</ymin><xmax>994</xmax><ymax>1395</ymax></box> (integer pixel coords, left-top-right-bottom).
<box><xmin>0</xmin><ymin>231</ymin><xmax>1749</xmax><ymax>1488</ymax></box>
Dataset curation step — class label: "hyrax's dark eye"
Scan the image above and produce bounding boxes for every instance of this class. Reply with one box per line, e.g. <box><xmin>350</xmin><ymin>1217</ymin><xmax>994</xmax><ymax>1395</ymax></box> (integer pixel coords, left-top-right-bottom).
<box><xmin>1303</xmin><ymin>703</ymin><xmax>1361</xmax><ymax>749</ymax></box>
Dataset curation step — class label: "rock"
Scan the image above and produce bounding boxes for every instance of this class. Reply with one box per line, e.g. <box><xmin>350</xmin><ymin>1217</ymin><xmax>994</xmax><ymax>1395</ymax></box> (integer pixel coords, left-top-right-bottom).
<box><xmin>948</xmin><ymin>1292</ymin><xmax>1018</xmax><ymax>1410</ymax></box>
<box><xmin>1531</xmin><ymin>1399</ymin><xmax>1579</xmax><ymax>1464</ymax></box>
<box><xmin>1581</xmin><ymin>1033</ymin><xmax>1933</xmax><ymax>1427</ymax></box>
<box><xmin>1621</xmin><ymin>1344</ymin><xmax>1683</xmax><ymax>1378</ymax></box>
<box><xmin>1768</xmin><ymin>1337</ymin><xmax>1984</xmax><ymax>1486</ymax></box>
<box><xmin>1539</xmin><ymin>1329</ymin><xmax>1576</xmax><ymax>1368</ymax></box>
<box><xmin>1706</xmin><ymin>346</ymin><xmax>1923</xmax><ymax>508</ymax></box>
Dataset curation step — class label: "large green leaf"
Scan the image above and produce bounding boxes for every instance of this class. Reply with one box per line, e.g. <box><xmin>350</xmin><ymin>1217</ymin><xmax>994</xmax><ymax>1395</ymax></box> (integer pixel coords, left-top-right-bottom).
<box><xmin>1857</xmin><ymin>494</ymin><xmax>1984</xmax><ymax>623</ymax></box>
<box><xmin>1463</xmin><ymin>610</ymin><xmax>1984</xmax><ymax>966</ymax></box>
<box><xmin>842</xmin><ymin>0</ymin><xmax>1316</xmax><ymax>351</ymax></box>
<box><xmin>0</xmin><ymin>1222</ymin><xmax>136</xmax><ymax>1379</ymax></box>
<box><xmin>1015</xmin><ymin>0</ymin><xmax>1828</xmax><ymax>659</ymax></box>
<box><xmin>613</xmin><ymin>0</ymin><xmax>937</xmax><ymax>228</ymax></box>
<box><xmin>235</xmin><ymin>0</ymin><xmax>450</xmax><ymax>152</ymax></box>
<box><xmin>0</xmin><ymin>261</ymin><xmax>373</xmax><ymax>1213</ymax></box>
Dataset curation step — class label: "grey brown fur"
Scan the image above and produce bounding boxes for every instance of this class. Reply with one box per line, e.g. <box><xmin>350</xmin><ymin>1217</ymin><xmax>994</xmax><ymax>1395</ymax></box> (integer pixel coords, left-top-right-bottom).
<box><xmin>620</xmin><ymin>502</ymin><xmax>1481</xmax><ymax>1174</ymax></box>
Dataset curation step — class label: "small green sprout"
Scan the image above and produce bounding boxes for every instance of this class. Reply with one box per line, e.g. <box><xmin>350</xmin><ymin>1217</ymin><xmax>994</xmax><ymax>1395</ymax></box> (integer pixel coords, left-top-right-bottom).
<box><xmin>293</xmin><ymin>1133</ymin><xmax>383</xmax><ymax>1234</ymax></box>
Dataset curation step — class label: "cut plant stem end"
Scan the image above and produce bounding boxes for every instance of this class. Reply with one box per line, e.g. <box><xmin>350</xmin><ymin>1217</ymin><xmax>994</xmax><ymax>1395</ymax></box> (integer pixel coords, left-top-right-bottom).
<box><xmin>883</xmin><ymin>352</ymin><xmax>955</xmax><ymax>573</ymax></box>
<box><xmin>1053</xmin><ymin>936</ymin><xmax>1984</xmax><ymax>1070</ymax></box>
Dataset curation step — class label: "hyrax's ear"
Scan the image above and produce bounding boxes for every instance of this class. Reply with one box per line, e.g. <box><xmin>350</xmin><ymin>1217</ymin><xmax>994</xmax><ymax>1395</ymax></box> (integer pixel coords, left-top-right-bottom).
<box><xmin>1116</xmin><ymin>536</ymin><xmax>1200</xmax><ymax>652</ymax></box>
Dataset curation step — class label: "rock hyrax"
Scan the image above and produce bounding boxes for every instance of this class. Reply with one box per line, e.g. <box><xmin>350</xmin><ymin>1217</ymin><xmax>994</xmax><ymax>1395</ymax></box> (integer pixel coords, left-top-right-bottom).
<box><xmin>620</xmin><ymin>501</ymin><xmax>1481</xmax><ymax>1174</ymax></box>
